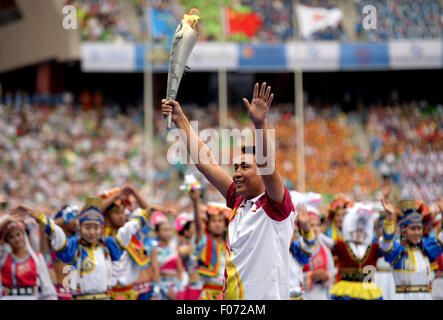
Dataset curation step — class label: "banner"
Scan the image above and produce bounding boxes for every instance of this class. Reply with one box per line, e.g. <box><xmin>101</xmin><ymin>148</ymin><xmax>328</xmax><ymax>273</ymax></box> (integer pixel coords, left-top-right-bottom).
<box><xmin>296</xmin><ymin>4</ymin><xmax>343</xmax><ymax>39</ymax></box>
<box><xmin>135</xmin><ymin>44</ymin><xmax>170</xmax><ymax>72</ymax></box>
<box><xmin>340</xmin><ymin>43</ymin><xmax>389</xmax><ymax>70</ymax></box>
<box><xmin>80</xmin><ymin>41</ymin><xmax>442</xmax><ymax>73</ymax></box>
<box><xmin>187</xmin><ymin>43</ymin><xmax>238</xmax><ymax>71</ymax></box>
<box><xmin>389</xmin><ymin>40</ymin><xmax>442</xmax><ymax>70</ymax></box>
<box><xmin>81</xmin><ymin>43</ymin><xmax>135</xmax><ymax>72</ymax></box>
<box><xmin>287</xmin><ymin>41</ymin><xmax>340</xmax><ymax>71</ymax></box>
<box><xmin>238</xmin><ymin>44</ymin><xmax>286</xmax><ymax>70</ymax></box>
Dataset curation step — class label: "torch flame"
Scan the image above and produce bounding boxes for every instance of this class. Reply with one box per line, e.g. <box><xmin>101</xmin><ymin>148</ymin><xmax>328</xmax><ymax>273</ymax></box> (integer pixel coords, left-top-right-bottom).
<box><xmin>184</xmin><ymin>8</ymin><xmax>200</xmax><ymax>32</ymax></box>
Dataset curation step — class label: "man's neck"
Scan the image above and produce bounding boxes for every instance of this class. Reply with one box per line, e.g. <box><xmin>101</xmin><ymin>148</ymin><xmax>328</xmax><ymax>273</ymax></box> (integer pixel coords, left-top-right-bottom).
<box><xmin>244</xmin><ymin>188</ymin><xmax>266</xmax><ymax>201</ymax></box>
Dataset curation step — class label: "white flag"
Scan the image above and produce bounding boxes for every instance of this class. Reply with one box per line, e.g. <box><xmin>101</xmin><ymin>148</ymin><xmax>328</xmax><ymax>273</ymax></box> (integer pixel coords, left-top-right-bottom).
<box><xmin>296</xmin><ymin>4</ymin><xmax>343</xmax><ymax>39</ymax></box>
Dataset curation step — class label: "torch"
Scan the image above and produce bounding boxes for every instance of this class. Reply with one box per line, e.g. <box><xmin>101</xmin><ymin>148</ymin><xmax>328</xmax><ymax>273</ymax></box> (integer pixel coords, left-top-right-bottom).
<box><xmin>165</xmin><ymin>8</ymin><xmax>200</xmax><ymax>129</ymax></box>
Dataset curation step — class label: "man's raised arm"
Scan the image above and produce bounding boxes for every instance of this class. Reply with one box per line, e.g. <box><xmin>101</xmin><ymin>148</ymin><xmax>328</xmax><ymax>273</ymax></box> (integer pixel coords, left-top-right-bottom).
<box><xmin>242</xmin><ymin>82</ymin><xmax>285</xmax><ymax>203</ymax></box>
<box><xmin>161</xmin><ymin>99</ymin><xmax>232</xmax><ymax>199</ymax></box>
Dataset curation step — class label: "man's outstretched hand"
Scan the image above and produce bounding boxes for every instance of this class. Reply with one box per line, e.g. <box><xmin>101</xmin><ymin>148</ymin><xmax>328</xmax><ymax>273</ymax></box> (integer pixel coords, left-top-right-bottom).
<box><xmin>243</xmin><ymin>82</ymin><xmax>274</xmax><ymax>127</ymax></box>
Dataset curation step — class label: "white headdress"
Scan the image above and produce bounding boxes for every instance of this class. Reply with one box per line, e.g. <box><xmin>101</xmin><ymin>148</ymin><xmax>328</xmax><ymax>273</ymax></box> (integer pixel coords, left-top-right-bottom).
<box><xmin>342</xmin><ymin>203</ymin><xmax>374</xmax><ymax>245</ymax></box>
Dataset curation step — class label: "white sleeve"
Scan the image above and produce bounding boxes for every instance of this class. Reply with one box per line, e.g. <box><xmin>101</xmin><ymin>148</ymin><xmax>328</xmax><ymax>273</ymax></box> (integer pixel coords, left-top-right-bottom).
<box><xmin>319</xmin><ymin>233</ymin><xmax>335</xmax><ymax>249</ymax></box>
<box><xmin>116</xmin><ymin>210</ymin><xmax>151</xmax><ymax>247</ymax></box>
<box><xmin>0</xmin><ymin>215</ymin><xmax>9</xmax><ymax>268</ymax></box>
<box><xmin>438</xmin><ymin>232</ymin><xmax>443</xmax><ymax>247</ymax></box>
<box><xmin>25</xmin><ymin>218</ymin><xmax>41</xmax><ymax>252</ymax></box>
<box><xmin>36</xmin><ymin>254</ymin><xmax>57</xmax><ymax>300</ymax></box>
<box><xmin>325</xmin><ymin>245</ymin><xmax>336</xmax><ymax>287</ymax></box>
<box><xmin>0</xmin><ymin>245</ymin><xmax>7</xmax><ymax>269</ymax></box>
<box><xmin>117</xmin><ymin>219</ymin><xmax>141</xmax><ymax>247</ymax></box>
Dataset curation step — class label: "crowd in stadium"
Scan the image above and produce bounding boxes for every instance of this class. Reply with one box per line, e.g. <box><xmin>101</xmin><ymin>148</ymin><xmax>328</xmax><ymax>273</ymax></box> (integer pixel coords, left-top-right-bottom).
<box><xmin>66</xmin><ymin>0</ymin><xmax>136</xmax><ymax>42</ymax></box>
<box><xmin>365</xmin><ymin>102</ymin><xmax>443</xmax><ymax>204</ymax></box>
<box><xmin>355</xmin><ymin>0</ymin><xmax>442</xmax><ymax>41</ymax></box>
<box><xmin>64</xmin><ymin>0</ymin><xmax>443</xmax><ymax>43</ymax></box>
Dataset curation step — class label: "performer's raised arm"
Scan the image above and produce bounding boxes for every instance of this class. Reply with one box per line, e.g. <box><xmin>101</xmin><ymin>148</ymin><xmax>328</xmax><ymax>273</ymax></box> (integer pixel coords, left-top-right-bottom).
<box><xmin>378</xmin><ymin>198</ymin><xmax>399</xmax><ymax>255</ymax></box>
<box><xmin>190</xmin><ymin>189</ymin><xmax>203</xmax><ymax>244</ymax></box>
<box><xmin>291</xmin><ymin>204</ymin><xmax>317</xmax><ymax>264</ymax></box>
<box><xmin>161</xmin><ymin>99</ymin><xmax>232</xmax><ymax>198</ymax></box>
<box><xmin>10</xmin><ymin>205</ymin><xmax>68</xmax><ymax>253</ymax></box>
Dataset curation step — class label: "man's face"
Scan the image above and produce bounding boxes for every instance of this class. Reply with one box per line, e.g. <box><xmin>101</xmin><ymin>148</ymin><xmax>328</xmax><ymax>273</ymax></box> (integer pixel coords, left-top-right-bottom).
<box><xmin>233</xmin><ymin>154</ymin><xmax>265</xmax><ymax>199</ymax></box>
<box><xmin>6</xmin><ymin>228</ymin><xmax>25</xmax><ymax>250</ymax></box>
<box><xmin>406</xmin><ymin>223</ymin><xmax>423</xmax><ymax>246</ymax></box>
<box><xmin>80</xmin><ymin>221</ymin><xmax>102</xmax><ymax>244</ymax></box>
<box><xmin>108</xmin><ymin>208</ymin><xmax>126</xmax><ymax>228</ymax></box>
<box><xmin>208</xmin><ymin>215</ymin><xmax>227</xmax><ymax>237</ymax></box>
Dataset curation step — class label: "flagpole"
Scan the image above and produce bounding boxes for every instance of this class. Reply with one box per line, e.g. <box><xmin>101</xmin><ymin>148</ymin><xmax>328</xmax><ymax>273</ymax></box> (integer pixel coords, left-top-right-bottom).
<box><xmin>294</xmin><ymin>0</ymin><xmax>306</xmax><ymax>192</ymax></box>
<box><xmin>144</xmin><ymin>4</ymin><xmax>154</xmax><ymax>201</ymax></box>
<box><xmin>218</xmin><ymin>2</ymin><xmax>228</xmax><ymax>129</ymax></box>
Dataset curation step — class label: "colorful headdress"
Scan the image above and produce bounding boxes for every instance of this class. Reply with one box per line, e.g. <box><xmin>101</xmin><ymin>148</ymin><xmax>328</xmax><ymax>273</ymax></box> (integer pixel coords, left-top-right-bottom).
<box><xmin>205</xmin><ymin>202</ymin><xmax>232</xmax><ymax>221</ymax></box>
<box><xmin>78</xmin><ymin>197</ymin><xmax>104</xmax><ymax>225</ymax></box>
<box><xmin>104</xmin><ymin>199</ymin><xmax>130</xmax><ymax>215</ymax></box>
<box><xmin>99</xmin><ymin>188</ymin><xmax>120</xmax><ymax>200</ymax></box>
<box><xmin>151</xmin><ymin>211</ymin><xmax>168</xmax><ymax>226</ymax></box>
<box><xmin>290</xmin><ymin>191</ymin><xmax>322</xmax><ymax>209</ymax></box>
<box><xmin>1</xmin><ymin>220</ymin><xmax>26</xmax><ymax>241</ymax></box>
<box><xmin>397</xmin><ymin>199</ymin><xmax>422</xmax><ymax>228</ymax></box>
<box><xmin>307</xmin><ymin>206</ymin><xmax>321</xmax><ymax>224</ymax></box>
<box><xmin>328</xmin><ymin>195</ymin><xmax>354</xmax><ymax>219</ymax></box>
<box><xmin>416</xmin><ymin>200</ymin><xmax>434</xmax><ymax>237</ymax></box>
<box><xmin>175</xmin><ymin>213</ymin><xmax>193</xmax><ymax>233</ymax></box>
<box><xmin>100</xmin><ymin>188</ymin><xmax>131</xmax><ymax>215</ymax></box>
<box><xmin>55</xmin><ymin>205</ymin><xmax>79</xmax><ymax>224</ymax></box>
<box><xmin>179</xmin><ymin>174</ymin><xmax>201</xmax><ymax>192</ymax></box>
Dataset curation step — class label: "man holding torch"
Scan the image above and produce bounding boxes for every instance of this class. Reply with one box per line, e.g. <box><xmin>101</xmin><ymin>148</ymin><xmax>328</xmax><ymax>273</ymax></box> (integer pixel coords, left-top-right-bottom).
<box><xmin>161</xmin><ymin>82</ymin><xmax>308</xmax><ymax>300</ymax></box>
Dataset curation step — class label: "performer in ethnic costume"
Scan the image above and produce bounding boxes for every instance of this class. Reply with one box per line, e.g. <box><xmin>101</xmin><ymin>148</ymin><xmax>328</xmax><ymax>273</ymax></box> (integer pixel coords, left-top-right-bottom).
<box><xmin>374</xmin><ymin>211</ymin><xmax>396</xmax><ymax>300</ymax></box>
<box><xmin>9</xmin><ymin>197</ymin><xmax>151</xmax><ymax>300</ymax></box>
<box><xmin>287</xmin><ymin>204</ymin><xmax>318</xmax><ymax>300</ymax></box>
<box><xmin>152</xmin><ymin>211</ymin><xmax>184</xmax><ymax>300</ymax></box>
<box><xmin>176</xmin><ymin>176</ymin><xmax>204</xmax><ymax>300</ymax></box>
<box><xmin>100</xmin><ymin>186</ymin><xmax>156</xmax><ymax>300</ymax></box>
<box><xmin>289</xmin><ymin>191</ymin><xmax>322</xmax><ymax>300</ymax></box>
<box><xmin>0</xmin><ymin>214</ymin><xmax>56</xmax><ymax>300</ymax></box>
<box><xmin>326</xmin><ymin>195</ymin><xmax>354</xmax><ymax>243</ymax></box>
<box><xmin>432</xmin><ymin>200</ymin><xmax>443</xmax><ymax>300</ymax></box>
<box><xmin>302</xmin><ymin>206</ymin><xmax>335</xmax><ymax>300</ymax></box>
<box><xmin>50</xmin><ymin>204</ymin><xmax>79</xmax><ymax>300</ymax></box>
<box><xmin>329</xmin><ymin>203</ymin><xmax>384</xmax><ymax>300</ymax></box>
<box><xmin>380</xmin><ymin>198</ymin><xmax>443</xmax><ymax>300</ymax></box>
<box><xmin>196</xmin><ymin>202</ymin><xmax>230</xmax><ymax>300</ymax></box>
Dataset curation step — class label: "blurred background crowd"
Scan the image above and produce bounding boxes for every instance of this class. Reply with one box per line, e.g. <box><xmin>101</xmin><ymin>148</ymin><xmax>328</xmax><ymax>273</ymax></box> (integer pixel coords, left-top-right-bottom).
<box><xmin>65</xmin><ymin>0</ymin><xmax>443</xmax><ymax>43</ymax></box>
